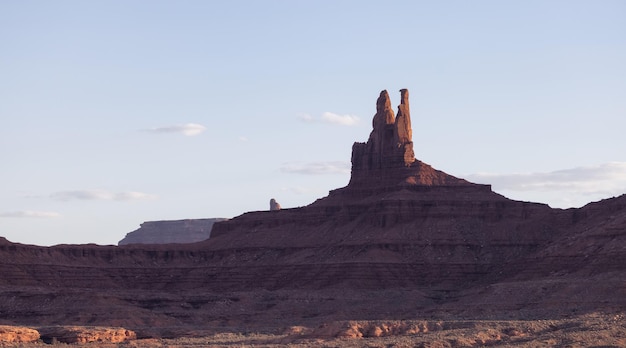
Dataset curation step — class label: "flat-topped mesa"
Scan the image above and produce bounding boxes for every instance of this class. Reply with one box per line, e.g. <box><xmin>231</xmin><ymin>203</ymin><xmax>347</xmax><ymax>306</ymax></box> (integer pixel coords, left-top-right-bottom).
<box><xmin>349</xmin><ymin>89</ymin><xmax>476</xmax><ymax>189</ymax></box>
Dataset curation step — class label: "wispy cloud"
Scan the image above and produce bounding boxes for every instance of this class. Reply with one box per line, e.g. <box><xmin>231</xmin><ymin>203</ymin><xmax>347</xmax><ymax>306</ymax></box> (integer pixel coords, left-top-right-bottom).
<box><xmin>50</xmin><ymin>190</ymin><xmax>157</xmax><ymax>202</ymax></box>
<box><xmin>0</xmin><ymin>210</ymin><xmax>61</xmax><ymax>218</ymax></box>
<box><xmin>146</xmin><ymin>123</ymin><xmax>206</xmax><ymax>136</ymax></box>
<box><xmin>280</xmin><ymin>186</ymin><xmax>318</xmax><ymax>195</ymax></box>
<box><xmin>280</xmin><ymin>161</ymin><xmax>350</xmax><ymax>175</ymax></box>
<box><xmin>298</xmin><ymin>112</ymin><xmax>360</xmax><ymax>126</ymax></box>
<box><xmin>321</xmin><ymin>112</ymin><xmax>360</xmax><ymax>126</ymax></box>
<box><xmin>466</xmin><ymin>162</ymin><xmax>626</xmax><ymax>196</ymax></box>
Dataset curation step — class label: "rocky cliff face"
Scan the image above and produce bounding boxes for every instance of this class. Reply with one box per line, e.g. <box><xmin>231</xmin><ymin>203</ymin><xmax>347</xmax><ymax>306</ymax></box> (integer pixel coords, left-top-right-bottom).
<box><xmin>118</xmin><ymin>218</ymin><xmax>227</xmax><ymax>245</ymax></box>
<box><xmin>0</xmin><ymin>89</ymin><xmax>624</xmax><ymax>336</ymax></box>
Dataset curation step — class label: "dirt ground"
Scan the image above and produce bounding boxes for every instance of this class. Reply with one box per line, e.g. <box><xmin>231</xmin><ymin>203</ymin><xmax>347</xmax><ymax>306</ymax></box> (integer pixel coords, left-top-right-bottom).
<box><xmin>2</xmin><ymin>313</ymin><xmax>624</xmax><ymax>347</ymax></box>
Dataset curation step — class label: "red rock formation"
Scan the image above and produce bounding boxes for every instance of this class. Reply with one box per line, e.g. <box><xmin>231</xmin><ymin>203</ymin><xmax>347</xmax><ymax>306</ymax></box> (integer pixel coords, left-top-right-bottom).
<box><xmin>394</xmin><ymin>89</ymin><xmax>414</xmax><ymax>165</ymax></box>
<box><xmin>349</xmin><ymin>89</ymin><xmax>470</xmax><ymax>191</ymax></box>
<box><xmin>38</xmin><ymin>326</ymin><xmax>136</xmax><ymax>344</ymax></box>
<box><xmin>0</xmin><ymin>326</ymin><xmax>40</xmax><ymax>343</ymax></box>
<box><xmin>0</xmin><ymin>89</ymin><xmax>624</xmax><ymax>337</ymax></box>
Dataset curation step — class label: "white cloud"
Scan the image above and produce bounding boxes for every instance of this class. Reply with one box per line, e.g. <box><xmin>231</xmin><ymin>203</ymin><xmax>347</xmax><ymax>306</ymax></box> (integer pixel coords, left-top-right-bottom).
<box><xmin>0</xmin><ymin>210</ymin><xmax>61</xmax><ymax>218</ymax></box>
<box><xmin>238</xmin><ymin>136</ymin><xmax>249</xmax><ymax>142</ymax></box>
<box><xmin>146</xmin><ymin>123</ymin><xmax>206</xmax><ymax>136</ymax></box>
<box><xmin>321</xmin><ymin>112</ymin><xmax>360</xmax><ymax>126</ymax></box>
<box><xmin>280</xmin><ymin>186</ymin><xmax>317</xmax><ymax>195</ymax></box>
<box><xmin>280</xmin><ymin>161</ymin><xmax>350</xmax><ymax>175</ymax></box>
<box><xmin>113</xmin><ymin>191</ymin><xmax>158</xmax><ymax>201</ymax></box>
<box><xmin>51</xmin><ymin>189</ymin><xmax>157</xmax><ymax>202</ymax></box>
<box><xmin>466</xmin><ymin>162</ymin><xmax>626</xmax><ymax>196</ymax></box>
<box><xmin>298</xmin><ymin>112</ymin><xmax>360</xmax><ymax>126</ymax></box>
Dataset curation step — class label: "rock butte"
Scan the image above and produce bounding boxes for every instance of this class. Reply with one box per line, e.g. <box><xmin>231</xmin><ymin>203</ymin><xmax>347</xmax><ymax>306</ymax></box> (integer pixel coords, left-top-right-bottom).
<box><xmin>0</xmin><ymin>89</ymin><xmax>625</xmax><ymax>339</ymax></box>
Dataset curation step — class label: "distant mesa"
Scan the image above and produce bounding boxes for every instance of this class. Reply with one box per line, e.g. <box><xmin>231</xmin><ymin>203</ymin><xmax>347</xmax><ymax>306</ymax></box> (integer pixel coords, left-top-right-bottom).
<box><xmin>270</xmin><ymin>198</ymin><xmax>281</xmax><ymax>211</ymax></box>
<box><xmin>118</xmin><ymin>218</ymin><xmax>227</xmax><ymax>245</ymax></box>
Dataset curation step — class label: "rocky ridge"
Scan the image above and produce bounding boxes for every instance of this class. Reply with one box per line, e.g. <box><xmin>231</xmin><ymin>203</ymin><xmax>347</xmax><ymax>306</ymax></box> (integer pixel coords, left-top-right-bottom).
<box><xmin>0</xmin><ymin>89</ymin><xmax>624</xmax><ymax>339</ymax></box>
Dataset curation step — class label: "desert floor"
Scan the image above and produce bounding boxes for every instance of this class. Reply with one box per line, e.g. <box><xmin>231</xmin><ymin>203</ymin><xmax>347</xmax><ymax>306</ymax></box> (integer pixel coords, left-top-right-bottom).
<box><xmin>2</xmin><ymin>313</ymin><xmax>625</xmax><ymax>348</ymax></box>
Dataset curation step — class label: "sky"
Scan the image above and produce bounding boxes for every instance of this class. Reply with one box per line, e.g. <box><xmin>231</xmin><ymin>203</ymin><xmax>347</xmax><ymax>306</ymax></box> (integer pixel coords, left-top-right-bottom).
<box><xmin>1</xmin><ymin>1</ymin><xmax>625</xmax><ymax>246</ymax></box>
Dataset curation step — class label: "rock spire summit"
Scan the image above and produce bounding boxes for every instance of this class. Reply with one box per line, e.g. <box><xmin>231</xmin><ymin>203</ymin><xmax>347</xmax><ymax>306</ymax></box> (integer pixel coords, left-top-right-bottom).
<box><xmin>353</xmin><ymin>89</ymin><xmax>416</xmax><ymax>173</ymax></box>
<box><xmin>348</xmin><ymin>89</ymin><xmax>472</xmax><ymax>188</ymax></box>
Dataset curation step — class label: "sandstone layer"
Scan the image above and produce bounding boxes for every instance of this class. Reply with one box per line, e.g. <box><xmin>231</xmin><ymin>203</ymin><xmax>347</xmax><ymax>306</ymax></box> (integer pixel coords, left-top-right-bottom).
<box><xmin>0</xmin><ymin>89</ymin><xmax>624</xmax><ymax>339</ymax></box>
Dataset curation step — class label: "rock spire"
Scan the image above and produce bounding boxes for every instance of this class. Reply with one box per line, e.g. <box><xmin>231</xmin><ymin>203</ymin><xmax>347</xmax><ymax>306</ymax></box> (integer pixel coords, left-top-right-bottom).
<box><xmin>348</xmin><ymin>89</ymin><xmax>471</xmax><ymax>188</ymax></box>
<box><xmin>270</xmin><ymin>198</ymin><xmax>281</xmax><ymax>211</ymax></box>
<box><xmin>352</xmin><ymin>89</ymin><xmax>416</xmax><ymax>173</ymax></box>
<box><xmin>395</xmin><ymin>89</ymin><xmax>415</xmax><ymax>165</ymax></box>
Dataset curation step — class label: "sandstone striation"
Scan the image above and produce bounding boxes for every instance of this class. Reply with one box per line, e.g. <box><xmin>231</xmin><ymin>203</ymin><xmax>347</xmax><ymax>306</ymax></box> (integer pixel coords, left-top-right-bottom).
<box><xmin>118</xmin><ymin>218</ymin><xmax>227</xmax><ymax>245</ymax></box>
<box><xmin>0</xmin><ymin>89</ymin><xmax>624</xmax><ymax>340</ymax></box>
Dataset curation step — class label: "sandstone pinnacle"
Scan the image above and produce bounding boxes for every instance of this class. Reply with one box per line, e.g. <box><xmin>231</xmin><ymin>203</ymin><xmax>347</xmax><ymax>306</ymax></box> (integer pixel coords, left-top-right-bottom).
<box><xmin>352</xmin><ymin>89</ymin><xmax>416</xmax><ymax>174</ymax></box>
<box><xmin>372</xmin><ymin>90</ymin><xmax>395</xmax><ymax>131</ymax></box>
<box><xmin>270</xmin><ymin>198</ymin><xmax>281</xmax><ymax>211</ymax></box>
<box><xmin>395</xmin><ymin>89</ymin><xmax>411</xmax><ymax>143</ymax></box>
<box><xmin>349</xmin><ymin>89</ymin><xmax>470</xmax><ymax>188</ymax></box>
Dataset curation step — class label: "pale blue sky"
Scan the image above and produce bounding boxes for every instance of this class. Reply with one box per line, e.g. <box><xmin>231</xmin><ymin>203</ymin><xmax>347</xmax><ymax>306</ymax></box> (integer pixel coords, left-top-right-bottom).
<box><xmin>1</xmin><ymin>1</ymin><xmax>625</xmax><ymax>246</ymax></box>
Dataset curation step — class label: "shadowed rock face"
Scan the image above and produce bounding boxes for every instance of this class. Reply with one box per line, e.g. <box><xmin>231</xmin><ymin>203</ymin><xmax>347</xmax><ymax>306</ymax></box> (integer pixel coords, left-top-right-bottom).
<box><xmin>0</xmin><ymin>89</ymin><xmax>624</xmax><ymax>334</ymax></box>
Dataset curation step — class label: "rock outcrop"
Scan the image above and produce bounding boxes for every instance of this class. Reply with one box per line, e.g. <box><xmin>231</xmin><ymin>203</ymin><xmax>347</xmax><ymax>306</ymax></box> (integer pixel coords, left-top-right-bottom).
<box><xmin>0</xmin><ymin>326</ymin><xmax>40</xmax><ymax>343</ymax></box>
<box><xmin>118</xmin><ymin>218</ymin><xmax>227</xmax><ymax>245</ymax></box>
<box><xmin>270</xmin><ymin>198</ymin><xmax>281</xmax><ymax>211</ymax></box>
<box><xmin>38</xmin><ymin>326</ymin><xmax>136</xmax><ymax>344</ymax></box>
